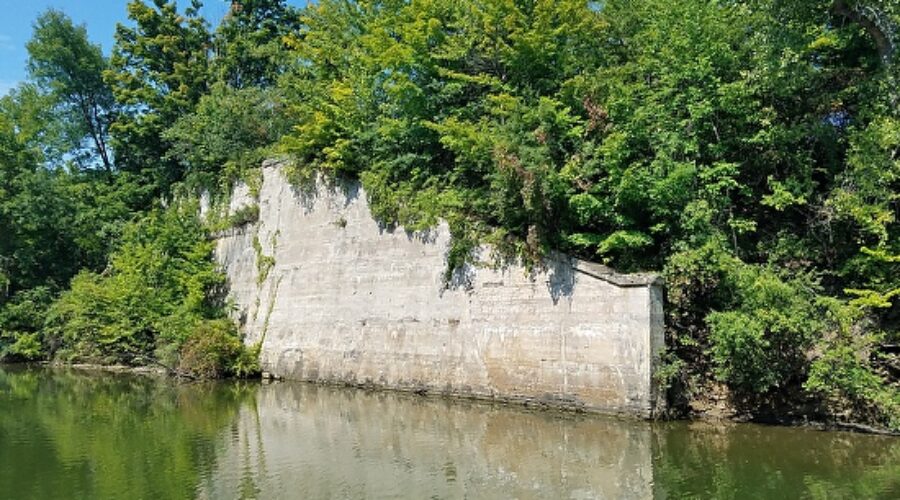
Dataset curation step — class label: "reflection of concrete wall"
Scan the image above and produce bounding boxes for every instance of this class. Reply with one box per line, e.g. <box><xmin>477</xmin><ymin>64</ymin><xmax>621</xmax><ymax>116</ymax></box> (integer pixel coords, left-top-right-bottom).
<box><xmin>197</xmin><ymin>382</ymin><xmax>654</xmax><ymax>499</ymax></box>
<box><xmin>216</xmin><ymin>160</ymin><xmax>665</xmax><ymax>417</ymax></box>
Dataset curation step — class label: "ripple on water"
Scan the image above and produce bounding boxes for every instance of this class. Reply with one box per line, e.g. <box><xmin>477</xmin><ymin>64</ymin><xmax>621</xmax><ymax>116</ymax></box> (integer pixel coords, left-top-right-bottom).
<box><xmin>1</xmin><ymin>366</ymin><xmax>898</xmax><ymax>499</ymax></box>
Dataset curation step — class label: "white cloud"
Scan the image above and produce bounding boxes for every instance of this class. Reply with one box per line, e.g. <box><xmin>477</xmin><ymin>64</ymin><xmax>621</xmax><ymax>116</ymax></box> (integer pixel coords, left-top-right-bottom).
<box><xmin>0</xmin><ymin>35</ymin><xmax>12</xmax><ymax>51</ymax></box>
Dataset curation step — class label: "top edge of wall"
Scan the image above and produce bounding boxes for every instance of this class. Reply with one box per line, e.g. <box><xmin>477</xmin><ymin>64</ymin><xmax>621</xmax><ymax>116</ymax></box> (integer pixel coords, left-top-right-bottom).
<box><xmin>572</xmin><ymin>260</ymin><xmax>663</xmax><ymax>288</ymax></box>
<box><xmin>256</xmin><ymin>158</ymin><xmax>663</xmax><ymax>290</ymax></box>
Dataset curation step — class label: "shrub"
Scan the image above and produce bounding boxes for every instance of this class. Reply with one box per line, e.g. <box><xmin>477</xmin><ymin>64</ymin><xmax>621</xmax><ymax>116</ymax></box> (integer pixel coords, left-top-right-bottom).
<box><xmin>0</xmin><ymin>287</ymin><xmax>53</xmax><ymax>361</ymax></box>
<box><xmin>707</xmin><ymin>266</ymin><xmax>822</xmax><ymax>394</ymax></box>
<box><xmin>228</xmin><ymin>204</ymin><xmax>259</xmax><ymax>228</ymax></box>
<box><xmin>164</xmin><ymin>83</ymin><xmax>290</xmax><ymax>180</ymax></box>
<box><xmin>44</xmin><ymin>200</ymin><xmax>229</xmax><ymax>365</ymax></box>
<box><xmin>805</xmin><ymin>299</ymin><xmax>900</xmax><ymax>431</ymax></box>
<box><xmin>177</xmin><ymin>320</ymin><xmax>258</xmax><ymax>379</ymax></box>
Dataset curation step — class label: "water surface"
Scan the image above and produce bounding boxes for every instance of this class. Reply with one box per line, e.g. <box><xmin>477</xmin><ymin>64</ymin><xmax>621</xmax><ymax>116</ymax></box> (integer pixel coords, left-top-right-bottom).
<box><xmin>1</xmin><ymin>365</ymin><xmax>897</xmax><ymax>499</ymax></box>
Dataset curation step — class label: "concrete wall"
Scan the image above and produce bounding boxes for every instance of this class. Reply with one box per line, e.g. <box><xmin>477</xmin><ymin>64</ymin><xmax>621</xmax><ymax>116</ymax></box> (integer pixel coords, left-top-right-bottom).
<box><xmin>216</xmin><ymin>160</ymin><xmax>665</xmax><ymax>418</ymax></box>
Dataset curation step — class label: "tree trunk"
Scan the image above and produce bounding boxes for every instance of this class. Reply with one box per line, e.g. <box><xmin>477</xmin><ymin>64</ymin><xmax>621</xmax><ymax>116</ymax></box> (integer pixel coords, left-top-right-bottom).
<box><xmin>831</xmin><ymin>0</ymin><xmax>895</xmax><ymax>65</ymax></box>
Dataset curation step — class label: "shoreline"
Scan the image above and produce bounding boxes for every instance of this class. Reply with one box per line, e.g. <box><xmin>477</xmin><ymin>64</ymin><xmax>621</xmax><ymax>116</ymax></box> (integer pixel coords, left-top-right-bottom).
<box><xmin>3</xmin><ymin>360</ymin><xmax>897</xmax><ymax>436</ymax></box>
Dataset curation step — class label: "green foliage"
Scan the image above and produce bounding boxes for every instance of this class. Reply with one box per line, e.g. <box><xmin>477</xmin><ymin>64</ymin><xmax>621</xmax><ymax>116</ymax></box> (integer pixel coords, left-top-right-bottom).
<box><xmin>178</xmin><ymin>319</ymin><xmax>259</xmax><ymax>379</ymax></box>
<box><xmin>27</xmin><ymin>9</ymin><xmax>116</xmax><ymax>171</ymax></box>
<box><xmin>0</xmin><ymin>81</ymin><xmax>140</xmax><ymax>361</ymax></box>
<box><xmin>205</xmin><ymin>201</ymin><xmax>261</xmax><ymax>233</ymax></box>
<box><xmin>0</xmin><ymin>120</ymin><xmax>72</xmax><ymax>293</ymax></box>
<box><xmin>252</xmin><ymin>234</ymin><xmax>276</xmax><ymax>285</ymax></box>
<box><xmin>164</xmin><ymin>83</ymin><xmax>289</xmax><ymax>183</ymax></box>
<box><xmin>228</xmin><ymin>204</ymin><xmax>261</xmax><ymax>229</ymax></box>
<box><xmin>1</xmin><ymin>84</ymin><xmax>136</xmax><ymax>289</ymax></box>
<box><xmin>271</xmin><ymin>0</ymin><xmax>900</xmax><ymax>425</ymax></box>
<box><xmin>212</xmin><ymin>0</ymin><xmax>301</xmax><ymax>89</ymax></box>
<box><xmin>37</xmin><ymin>198</ymin><xmax>258</xmax><ymax>378</ymax></box>
<box><xmin>106</xmin><ymin>0</ymin><xmax>211</xmax><ymax>192</ymax></box>
<box><xmin>106</xmin><ymin>0</ymin><xmax>298</xmax><ymax>194</ymax></box>
<box><xmin>280</xmin><ymin>0</ymin><xmax>604</xmax><ymax>264</ymax></box>
<box><xmin>707</xmin><ymin>267</ymin><xmax>823</xmax><ymax>393</ymax></box>
<box><xmin>44</xmin><ymin>201</ymin><xmax>219</xmax><ymax>363</ymax></box>
<box><xmin>829</xmin><ymin>117</ymin><xmax>900</xmax><ymax>313</ymax></box>
<box><xmin>0</xmin><ymin>288</ymin><xmax>53</xmax><ymax>361</ymax></box>
<box><xmin>1</xmin><ymin>1</ymin><xmax>275</xmax><ymax>378</ymax></box>
<box><xmin>805</xmin><ymin>300</ymin><xmax>900</xmax><ymax>430</ymax></box>
<box><xmin>1</xmin><ymin>0</ymin><xmax>898</xmax><ymax>422</ymax></box>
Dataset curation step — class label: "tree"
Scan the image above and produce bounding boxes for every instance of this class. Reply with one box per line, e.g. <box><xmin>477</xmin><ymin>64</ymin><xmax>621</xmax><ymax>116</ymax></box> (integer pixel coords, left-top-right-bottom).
<box><xmin>163</xmin><ymin>82</ymin><xmax>289</xmax><ymax>181</ymax></box>
<box><xmin>0</xmin><ymin>84</ymin><xmax>140</xmax><ymax>361</ymax></box>
<box><xmin>0</xmin><ymin>89</ymin><xmax>73</xmax><ymax>296</ymax></box>
<box><xmin>830</xmin><ymin>0</ymin><xmax>897</xmax><ymax>65</ymax></box>
<box><xmin>27</xmin><ymin>10</ymin><xmax>116</xmax><ymax>173</ymax></box>
<box><xmin>212</xmin><ymin>0</ymin><xmax>301</xmax><ymax>89</ymax></box>
<box><xmin>106</xmin><ymin>0</ymin><xmax>211</xmax><ymax>193</ymax></box>
<box><xmin>1</xmin><ymin>88</ymin><xmax>77</xmax><ymax>359</ymax></box>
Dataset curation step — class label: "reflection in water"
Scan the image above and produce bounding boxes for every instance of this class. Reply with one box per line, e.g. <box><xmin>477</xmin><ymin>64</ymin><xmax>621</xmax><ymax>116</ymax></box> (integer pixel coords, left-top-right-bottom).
<box><xmin>199</xmin><ymin>383</ymin><xmax>654</xmax><ymax>499</ymax></box>
<box><xmin>653</xmin><ymin>421</ymin><xmax>900</xmax><ymax>499</ymax></box>
<box><xmin>1</xmin><ymin>366</ymin><xmax>898</xmax><ymax>499</ymax></box>
<box><xmin>0</xmin><ymin>365</ymin><xmax>255</xmax><ymax>499</ymax></box>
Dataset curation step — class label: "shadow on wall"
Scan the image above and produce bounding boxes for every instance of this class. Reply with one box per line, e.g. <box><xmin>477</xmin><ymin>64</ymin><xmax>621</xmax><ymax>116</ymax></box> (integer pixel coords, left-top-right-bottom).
<box><xmin>546</xmin><ymin>254</ymin><xmax>576</xmax><ymax>304</ymax></box>
<box><xmin>283</xmin><ymin>166</ymin><xmax>362</xmax><ymax>215</ymax></box>
<box><xmin>444</xmin><ymin>260</ymin><xmax>477</xmax><ymax>293</ymax></box>
<box><xmin>262</xmin><ymin>160</ymin><xmax>585</xmax><ymax>302</ymax></box>
<box><xmin>285</xmin><ymin>166</ymin><xmax>438</xmax><ymax>246</ymax></box>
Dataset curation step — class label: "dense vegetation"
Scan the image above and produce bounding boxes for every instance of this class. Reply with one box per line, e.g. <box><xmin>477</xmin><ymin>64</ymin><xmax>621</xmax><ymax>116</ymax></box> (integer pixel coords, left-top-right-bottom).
<box><xmin>0</xmin><ymin>0</ymin><xmax>293</xmax><ymax>378</ymax></box>
<box><xmin>0</xmin><ymin>0</ymin><xmax>897</xmax><ymax>428</ymax></box>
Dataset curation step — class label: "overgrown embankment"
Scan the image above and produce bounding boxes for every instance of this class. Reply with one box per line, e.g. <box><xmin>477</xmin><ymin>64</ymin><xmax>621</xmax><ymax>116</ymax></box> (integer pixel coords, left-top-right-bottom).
<box><xmin>273</xmin><ymin>0</ymin><xmax>899</xmax><ymax>430</ymax></box>
<box><xmin>0</xmin><ymin>1</ymin><xmax>897</xmax><ymax>425</ymax></box>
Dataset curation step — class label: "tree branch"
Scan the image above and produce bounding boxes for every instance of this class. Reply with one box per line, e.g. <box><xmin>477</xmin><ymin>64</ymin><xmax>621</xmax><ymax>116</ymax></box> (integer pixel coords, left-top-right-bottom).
<box><xmin>832</xmin><ymin>0</ymin><xmax>896</xmax><ymax>65</ymax></box>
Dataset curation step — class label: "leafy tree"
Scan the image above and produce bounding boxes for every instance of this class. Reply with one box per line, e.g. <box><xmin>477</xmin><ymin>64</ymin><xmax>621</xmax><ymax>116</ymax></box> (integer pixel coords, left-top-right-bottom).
<box><xmin>27</xmin><ymin>10</ymin><xmax>116</xmax><ymax>173</ymax></box>
<box><xmin>0</xmin><ymin>89</ymin><xmax>75</xmax><ymax>358</ymax></box>
<box><xmin>163</xmin><ymin>83</ymin><xmax>289</xmax><ymax>183</ymax></box>
<box><xmin>2</xmin><ymin>1</ymin><xmax>259</xmax><ymax>377</ymax></box>
<box><xmin>45</xmin><ymin>200</ymin><xmax>223</xmax><ymax>363</ymax></box>
<box><xmin>276</xmin><ymin>0</ymin><xmax>899</xmax><ymax>427</ymax></box>
<box><xmin>0</xmin><ymin>91</ymin><xmax>75</xmax><ymax>296</ymax></box>
<box><xmin>212</xmin><ymin>0</ymin><xmax>301</xmax><ymax>89</ymax></box>
<box><xmin>0</xmin><ymin>287</ymin><xmax>53</xmax><ymax>360</ymax></box>
<box><xmin>42</xmin><ymin>197</ymin><xmax>256</xmax><ymax>376</ymax></box>
<box><xmin>106</xmin><ymin>0</ymin><xmax>212</xmax><ymax>193</ymax></box>
<box><xmin>2</xmin><ymin>0</ymin><xmax>898</xmax><ymax>415</ymax></box>
<box><xmin>0</xmin><ymin>82</ymin><xmax>140</xmax><ymax>361</ymax></box>
<box><xmin>281</xmin><ymin>0</ymin><xmax>604</xmax><ymax>260</ymax></box>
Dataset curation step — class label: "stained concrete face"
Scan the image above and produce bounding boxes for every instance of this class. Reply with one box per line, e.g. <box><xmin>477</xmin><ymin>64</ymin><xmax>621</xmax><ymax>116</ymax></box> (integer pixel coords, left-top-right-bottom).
<box><xmin>216</xmin><ymin>160</ymin><xmax>665</xmax><ymax>418</ymax></box>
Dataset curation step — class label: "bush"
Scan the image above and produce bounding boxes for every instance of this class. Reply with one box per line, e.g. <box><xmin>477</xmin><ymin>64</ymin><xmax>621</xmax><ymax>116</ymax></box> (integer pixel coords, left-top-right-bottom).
<box><xmin>0</xmin><ymin>287</ymin><xmax>54</xmax><ymax>361</ymax></box>
<box><xmin>164</xmin><ymin>83</ymin><xmax>290</xmax><ymax>181</ymax></box>
<box><xmin>228</xmin><ymin>204</ymin><xmax>259</xmax><ymax>228</ymax></box>
<box><xmin>707</xmin><ymin>266</ymin><xmax>822</xmax><ymax>394</ymax></box>
<box><xmin>44</xmin><ymin>200</ymin><xmax>231</xmax><ymax>366</ymax></box>
<box><xmin>177</xmin><ymin>320</ymin><xmax>258</xmax><ymax>379</ymax></box>
<box><xmin>805</xmin><ymin>299</ymin><xmax>900</xmax><ymax>431</ymax></box>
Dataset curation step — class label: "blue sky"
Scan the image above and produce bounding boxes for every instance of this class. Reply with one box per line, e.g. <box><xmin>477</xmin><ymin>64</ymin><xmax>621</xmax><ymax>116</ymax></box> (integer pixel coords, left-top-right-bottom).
<box><xmin>0</xmin><ymin>0</ymin><xmax>309</xmax><ymax>96</ymax></box>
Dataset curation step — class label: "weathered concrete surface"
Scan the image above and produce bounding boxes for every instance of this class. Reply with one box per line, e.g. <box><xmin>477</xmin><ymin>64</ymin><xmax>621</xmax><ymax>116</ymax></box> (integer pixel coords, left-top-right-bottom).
<box><xmin>216</xmin><ymin>160</ymin><xmax>665</xmax><ymax>418</ymax></box>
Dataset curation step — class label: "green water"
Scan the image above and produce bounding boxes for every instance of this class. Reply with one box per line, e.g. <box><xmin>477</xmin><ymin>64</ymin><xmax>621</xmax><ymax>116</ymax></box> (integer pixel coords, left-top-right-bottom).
<box><xmin>0</xmin><ymin>365</ymin><xmax>897</xmax><ymax>499</ymax></box>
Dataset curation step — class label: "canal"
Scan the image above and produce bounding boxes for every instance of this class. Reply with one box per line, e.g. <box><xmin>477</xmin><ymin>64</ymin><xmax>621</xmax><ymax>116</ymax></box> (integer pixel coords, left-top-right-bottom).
<box><xmin>0</xmin><ymin>365</ymin><xmax>897</xmax><ymax>499</ymax></box>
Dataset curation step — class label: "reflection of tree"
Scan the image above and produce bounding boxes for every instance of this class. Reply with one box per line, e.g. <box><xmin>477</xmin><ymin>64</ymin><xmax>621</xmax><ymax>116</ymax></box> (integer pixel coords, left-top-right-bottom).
<box><xmin>236</xmin><ymin>387</ymin><xmax>268</xmax><ymax>500</ymax></box>
<box><xmin>5</xmin><ymin>368</ymin><xmax>896</xmax><ymax>499</ymax></box>
<box><xmin>652</xmin><ymin>422</ymin><xmax>900</xmax><ymax>499</ymax></box>
<box><xmin>0</xmin><ymin>366</ymin><xmax>256</xmax><ymax>499</ymax></box>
